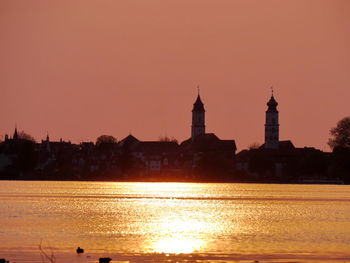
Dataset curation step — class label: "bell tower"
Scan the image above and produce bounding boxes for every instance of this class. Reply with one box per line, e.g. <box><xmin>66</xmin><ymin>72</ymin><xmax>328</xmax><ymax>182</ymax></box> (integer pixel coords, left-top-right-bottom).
<box><xmin>264</xmin><ymin>90</ymin><xmax>279</xmax><ymax>149</ymax></box>
<box><xmin>191</xmin><ymin>90</ymin><xmax>205</xmax><ymax>138</ymax></box>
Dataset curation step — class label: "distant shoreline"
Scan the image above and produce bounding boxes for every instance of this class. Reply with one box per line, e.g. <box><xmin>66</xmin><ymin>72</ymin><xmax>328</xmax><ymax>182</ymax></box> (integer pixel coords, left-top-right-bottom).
<box><xmin>0</xmin><ymin>178</ymin><xmax>346</xmax><ymax>185</ymax></box>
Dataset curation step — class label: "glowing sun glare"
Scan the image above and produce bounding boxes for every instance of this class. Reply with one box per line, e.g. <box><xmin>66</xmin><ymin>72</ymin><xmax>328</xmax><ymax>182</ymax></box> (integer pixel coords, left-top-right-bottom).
<box><xmin>152</xmin><ymin>235</ymin><xmax>204</xmax><ymax>254</ymax></box>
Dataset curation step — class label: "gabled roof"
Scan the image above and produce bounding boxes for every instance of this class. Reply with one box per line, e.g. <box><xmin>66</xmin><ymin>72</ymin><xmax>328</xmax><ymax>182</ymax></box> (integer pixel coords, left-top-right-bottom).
<box><xmin>278</xmin><ymin>140</ymin><xmax>295</xmax><ymax>150</ymax></box>
<box><xmin>260</xmin><ymin>140</ymin><xmax>295</xmax><ymax>151</ymax></box>
<box><xmin>119</xmin><ymin>134</ymin><xmax>139</xmax><ymax>148</ymax></box>
<box><xmin>180</xmin><ymin>133</ymin><xmax>236</xmax><ymax>153</ymax></box>
<box><xmin>181</xmin><ymin>133</ymin><xmax>219</xmax><ymax>147</ymax></box>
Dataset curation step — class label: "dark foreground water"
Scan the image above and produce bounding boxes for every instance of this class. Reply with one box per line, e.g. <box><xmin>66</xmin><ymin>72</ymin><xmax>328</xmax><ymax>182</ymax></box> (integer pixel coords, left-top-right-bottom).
<box><xmin>1</xmin><ymin>181</ymin><xmax>350</xmax><ymax>262</ymax></box>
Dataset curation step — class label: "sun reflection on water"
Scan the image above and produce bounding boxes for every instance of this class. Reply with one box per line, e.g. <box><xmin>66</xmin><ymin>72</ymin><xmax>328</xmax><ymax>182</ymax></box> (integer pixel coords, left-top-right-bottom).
<box><xmin>120</xmin><ymin>182</ymin><xmax>204</xmax><ymax>198</ymax></box>
<box><xmin>152</xmin><ymin>235</ymin><xmax>205</xmax><ymax>254</ymax></box>
<box><xmin>150</xmin><ymin>218</ymin><xmax>207</xmax><ymax>253</ymax></box>
<box><xmin>122</xmin><ymin>183</ymin><xmax>217</xmax><ymax>254</ymax></box>
<box><xmin>3</xmin><ymin>182</ymin><xmax>350</xmax><ymax>258</ymax></box>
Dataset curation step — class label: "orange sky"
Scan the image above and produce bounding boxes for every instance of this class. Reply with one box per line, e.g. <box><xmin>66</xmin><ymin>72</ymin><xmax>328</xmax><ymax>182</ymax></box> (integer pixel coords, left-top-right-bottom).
<box><xmin>1</xmin><ymin>0</ymin><xmax>349</xmax><ymax>151</ymax></box>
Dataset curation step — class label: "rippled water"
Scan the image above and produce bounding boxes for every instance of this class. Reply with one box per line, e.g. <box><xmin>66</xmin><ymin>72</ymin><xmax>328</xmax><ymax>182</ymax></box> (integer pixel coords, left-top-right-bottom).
<box><xmin>1</xmin><ymin>181</ymin><xmax>350</xmax><ymax>262</ymax></box>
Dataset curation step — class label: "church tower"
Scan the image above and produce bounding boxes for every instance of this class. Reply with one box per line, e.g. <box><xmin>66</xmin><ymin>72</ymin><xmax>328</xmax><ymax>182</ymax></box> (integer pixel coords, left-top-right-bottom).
<box><xmin>13</xmin><ymin>127</ymin><xmax>19</xmax><ymax>140</ymax></box>
<box><xmin>45</xmin><ymin>132</ymin><xmax>51</xmax><ymax>152</ymax></box>
<box><xmin>191</xmin><ymin>93</ymin><xmax>205</xmax><ymax>138</ymax></box>
<box><xmin>264</xmin><ymin>92</ymin><xmax>279</xmax><ymax>149</ymax></box>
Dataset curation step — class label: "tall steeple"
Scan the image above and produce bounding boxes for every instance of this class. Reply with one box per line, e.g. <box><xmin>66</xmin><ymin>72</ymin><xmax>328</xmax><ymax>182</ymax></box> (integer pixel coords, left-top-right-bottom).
<box><xmin>45</xmin><ymin>132</ymin><xmax>51</xmax><ymax>152</ymax></box>
<box><xmin>13</xmin><ymin>126</ymin><xmax>19</xmax><ymax>140</ymax></box>
<box><xmin>191</xmin><ymin>88</ymin><xmax>205</xmax><ymax>138</ymax></box>
<box><xmin>264</xmin><ymin>89</ymin><xmax>279</xmax><ymax>149</ymax></box>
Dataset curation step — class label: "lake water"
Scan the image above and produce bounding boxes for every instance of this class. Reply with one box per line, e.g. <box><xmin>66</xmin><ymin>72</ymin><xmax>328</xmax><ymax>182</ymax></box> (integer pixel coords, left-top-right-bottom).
<box><xmin>1</xmin><ymin>181</ymin><xmax>350</xmax><ymax>263</ymax></box>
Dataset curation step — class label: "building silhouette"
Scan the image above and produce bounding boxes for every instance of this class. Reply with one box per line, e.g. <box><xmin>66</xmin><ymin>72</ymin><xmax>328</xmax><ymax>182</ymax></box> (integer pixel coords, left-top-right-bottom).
<box><xmin>116</xmin><ymin>93</ymin><xmax>236</xmax><ymax>177</ymax></box>
<box><xmin>264</xmin><ymin>92</ymin><xmax>279</xmax><ymax>149</ymax></box>
<box><xmin>182</xmin><ymin>93</ymin><xmax>236</xmax><ymax>177</ymax></box>
<box><xmin>191</xmin><ymin>93</ymin><xmax>205</xmax><ymax>138</ymax></box>
<box><xmin>235</xmin><ymin>92</ymin><xmax>331</xmax><ymax>181</ymax></box>
<box><xmin>1</xmin><ymin>90</ymin><xmax>340</xmax><ymax>183</ymax></box>
<box><xmin>13</xmin><ymin>127</ymin><xmax>19</xmax><ymax>141</ymax></box>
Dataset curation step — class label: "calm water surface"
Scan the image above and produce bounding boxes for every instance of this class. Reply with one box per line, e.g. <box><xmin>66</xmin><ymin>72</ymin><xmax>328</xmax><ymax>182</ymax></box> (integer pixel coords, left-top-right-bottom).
<box><xmin>1</xmin><ymin>181</ymin><xmax>350</xmax><ymax>262</ymax></box>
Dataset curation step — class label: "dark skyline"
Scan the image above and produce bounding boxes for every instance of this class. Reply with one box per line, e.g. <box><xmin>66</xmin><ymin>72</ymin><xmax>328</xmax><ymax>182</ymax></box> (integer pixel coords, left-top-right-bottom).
<box><xmin>1</xmin><ymin>1</ymin><xmax>350</xmax><ymax>151</ymax></box>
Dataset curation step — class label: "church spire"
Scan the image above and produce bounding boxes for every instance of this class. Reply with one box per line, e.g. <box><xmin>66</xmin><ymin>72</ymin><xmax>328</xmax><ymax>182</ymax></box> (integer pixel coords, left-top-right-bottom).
<box><xmin>193</xmin><ymin>94</ymin><xmax>205</xmax><ymax>112</ymax></box>
<box><xmin>267</xmin><ymin>87</ymin><xmax>278</xmax><ymax>111</ymax></box>
<box><xmin>264</xmin><ymin>90</ymin><xmax>279</xmax><ymax>149</ymax></box>
<box><xmin>191</xmin><ymin>88</ymin><xmax>205</xmax><ymax>138</ymax></box>
<box><xmin>13</xmin><ymin>126</ymin><xmax>18</xmax><ymax>140</ymax></box>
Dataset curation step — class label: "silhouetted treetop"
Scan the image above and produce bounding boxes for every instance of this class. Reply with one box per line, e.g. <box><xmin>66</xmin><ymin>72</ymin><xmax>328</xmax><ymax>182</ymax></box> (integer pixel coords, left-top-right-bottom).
<box><xmin>96</xmin><ymin>135</ymin><xmax>117</xmax><ymax>145</ymax></box>
<box><xmin>248</xmin><ymin>142</ymin><xmax>261</xmax><ymax>150</ymax></box>
<box><xmin>328</xmin><ymin>117</ymin><xmax>350</xmax><ymax>150</ymax></box>
<box><xmin>158</xmin><ymin>136</ymin><xmax>178</xmax><ymax>144</ymax></box>
<box><xmin>18</xmin><ymin>131</ymin><xmax>36</xmax><ymax>142</ymax></box>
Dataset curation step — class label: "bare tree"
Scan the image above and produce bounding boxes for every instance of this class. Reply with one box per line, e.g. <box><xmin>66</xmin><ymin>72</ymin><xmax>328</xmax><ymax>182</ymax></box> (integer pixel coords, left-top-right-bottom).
<box><xmin>158</xmin><ymin>136</ymin><xmax>178</xmax><ymax>144</ymax></box>
<box><xmin>18</xmin><ymin>131</ymin><xmax>36</xmax><ymax>142</ymax></box>
<box><xmin>248</xmin><ymin>142</ymin><xmax>261</xmax><ymax>150</ymax></box>
<box><xmin>96</xmin><ymin>135</ymin><xmax>117</xmax><ymax>145</ymax></box>
<box><xmin>328</xmin><ymin>116</ymin><xmax>350</xmax><ymax>150</ymax></box>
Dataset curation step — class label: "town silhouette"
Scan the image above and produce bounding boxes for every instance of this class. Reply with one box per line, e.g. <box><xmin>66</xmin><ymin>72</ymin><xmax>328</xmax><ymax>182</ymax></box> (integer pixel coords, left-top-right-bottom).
<box><xmin>1</xmin><ymin>93</ymin><xmax>349</xmax><ymax>184</ymax></box>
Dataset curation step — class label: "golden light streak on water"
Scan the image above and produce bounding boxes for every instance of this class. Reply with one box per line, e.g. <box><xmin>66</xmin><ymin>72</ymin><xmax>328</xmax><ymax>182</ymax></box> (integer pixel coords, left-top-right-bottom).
<box><xmin>152</xmin><ymin>235</ymin><xmax>205</xmax><ymax>254</ymax></box>
<box><xmin>149</xmin><ymin>216</ymin><xmax>209</xmax><ymax>253</ymax></box>
<box><xmin>116</xmin><ymin>182</ymin><xmax>204</xmax><ymax>198</ymax></box>
<box><xmin>126</xmin><ymin>183</ymin><xmax>215</xmax><ymax>253</ymax></box>
<box><xmin>2</xmin><ymin>181</ymin><xmax>350</xmax><ymax>262</ymax></box>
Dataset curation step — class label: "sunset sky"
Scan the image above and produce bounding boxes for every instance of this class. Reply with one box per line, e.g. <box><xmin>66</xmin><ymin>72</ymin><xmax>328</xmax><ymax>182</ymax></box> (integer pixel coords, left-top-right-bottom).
<box><xmin>1</xmin><ymin>0</ymin><xmax>349</xmax><ymax>151</ymax></box>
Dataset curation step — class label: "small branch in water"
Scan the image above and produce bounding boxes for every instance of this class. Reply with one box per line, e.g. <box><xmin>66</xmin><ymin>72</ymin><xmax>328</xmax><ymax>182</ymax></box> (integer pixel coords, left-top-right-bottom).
<box><xmin>38</xmin><ymin>239</ymin><xmax>56</xmax><ymax>263</ymax></box>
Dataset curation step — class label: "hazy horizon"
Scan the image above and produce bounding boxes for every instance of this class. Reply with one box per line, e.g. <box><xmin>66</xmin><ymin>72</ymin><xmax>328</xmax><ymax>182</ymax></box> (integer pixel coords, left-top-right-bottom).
<box><xmin>1</xmin><ymin>0</ymin><xmax>350</xmax><ymax>151</ymax></box>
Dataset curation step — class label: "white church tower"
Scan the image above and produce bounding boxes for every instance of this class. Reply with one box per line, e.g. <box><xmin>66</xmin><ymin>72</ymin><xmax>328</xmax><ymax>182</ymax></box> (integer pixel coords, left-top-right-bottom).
<box><xmin>191</xmin><ymin>92</ymin><xmax>205</xmax><ymax>138</ymax></box>
<box><xmin>264</xmin><ymin>91</ymin><xmax>279</xmax><ymax>149</ymax></box>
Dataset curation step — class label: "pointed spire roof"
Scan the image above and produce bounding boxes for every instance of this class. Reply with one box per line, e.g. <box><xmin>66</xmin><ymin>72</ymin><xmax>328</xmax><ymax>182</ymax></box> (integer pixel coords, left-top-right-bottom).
<box><xmin>192</xmin><ymin>93</ymin><xmax>205</xmax><ymax>112</ymax></box>
<box><xmin>13</xmin><ymin>127</ymin><xmax>18</xmax><ymax>140</ymax></box>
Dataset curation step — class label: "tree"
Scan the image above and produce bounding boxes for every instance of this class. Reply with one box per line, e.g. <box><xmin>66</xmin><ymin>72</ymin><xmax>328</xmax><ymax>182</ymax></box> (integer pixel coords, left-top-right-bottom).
<box><xmin>328</xmin><ymin>117</ymin><xmax>350</xmax><ymax>150</ymax></box>
<box><xmin>96</xmin><ymin>135</ymin><xmax>117</xmax><ymax>145</ymax></box>
<box><xmin>18</xmin><ymin>131</ymin><xmax>36</xmax><ymax>142</ymax></box>
<box><xmin>248</xmin><ymin>142</ymin><xmax>261</xmax><ymax>150</ymax></box>
<box><xmin>158</xmin><ymin>136</ymin><xmax>178</xmax><ymax>144</ymax></box>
